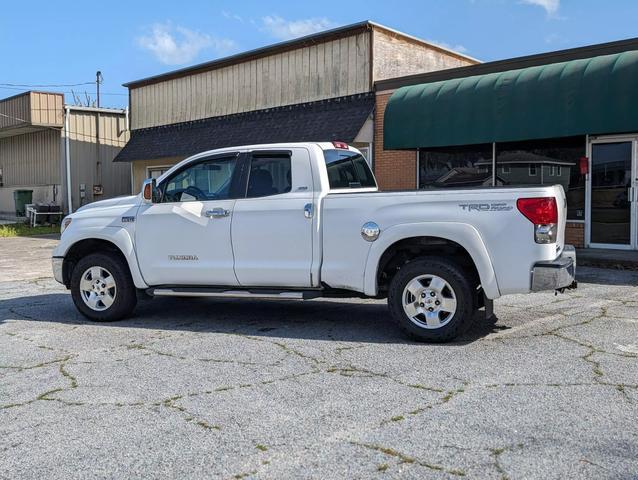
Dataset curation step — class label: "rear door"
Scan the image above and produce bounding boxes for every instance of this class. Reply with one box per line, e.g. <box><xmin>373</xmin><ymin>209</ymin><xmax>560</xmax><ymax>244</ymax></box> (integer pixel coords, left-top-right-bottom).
<box><xmin>231</xmin><ymin>148</ymin><xmax>314</xmax><ymax>287</ymax></box>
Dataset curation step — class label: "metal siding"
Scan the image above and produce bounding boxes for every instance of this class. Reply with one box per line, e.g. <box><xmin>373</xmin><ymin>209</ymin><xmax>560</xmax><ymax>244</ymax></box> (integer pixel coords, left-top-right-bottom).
<box><xmin>130</xmin><ymin>32</ymin><xmax>372</xmax><ymax>129</ymax></box>
<box><xmin>0</xmin><ymin>128</ymin><xmax>61</xmax><ymax>186</ymax></box>
<box><xmin>66</xmin><ymin>109</ymin><xmax>131</xmax><ymax>210</ymax></box>
<box><xmin>0</xmin><ymin>93</ymin><xmax>31</xmax><ymax>130</ymax></box>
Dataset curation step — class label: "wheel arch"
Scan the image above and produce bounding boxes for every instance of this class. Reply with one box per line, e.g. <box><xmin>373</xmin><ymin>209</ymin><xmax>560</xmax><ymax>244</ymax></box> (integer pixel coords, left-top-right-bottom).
<box><xmin>363</xmin><ymin>223</ymin><xmax>500</xmax><ymax>299</ymax></box>
<box><xmin>58</xmin><ymin>229</ymin><xmax>147</xmax><ymax>289</ymax></box>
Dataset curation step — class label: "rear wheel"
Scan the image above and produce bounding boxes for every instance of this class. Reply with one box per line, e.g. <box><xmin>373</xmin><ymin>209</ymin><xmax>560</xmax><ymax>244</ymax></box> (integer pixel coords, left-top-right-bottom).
<box><xmin>70</xmin><ymin>253</ymin><xmax>137</xmax><ymax>321</ymax></box>
<box><xmin>388</xmin><ymin>257</ymin><xmax>474</xmax><ymax>342</ymax></box>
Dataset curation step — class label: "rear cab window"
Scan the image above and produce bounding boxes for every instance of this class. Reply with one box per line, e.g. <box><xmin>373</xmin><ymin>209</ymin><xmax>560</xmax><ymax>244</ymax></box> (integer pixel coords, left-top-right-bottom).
<box><xmin>323</xmin><ymin>149</ymin><xmax>377</xmax><ymax>190</ymax></box>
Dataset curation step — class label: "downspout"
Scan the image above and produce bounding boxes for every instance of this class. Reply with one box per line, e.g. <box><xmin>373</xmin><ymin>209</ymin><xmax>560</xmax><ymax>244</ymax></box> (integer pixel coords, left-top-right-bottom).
<box><xmin>492</xmin><ymin>142</ymin><xmax>496</xmax><ymax>187</ymax></box>
<box><xmin>64</xmin><ymin>106</ymin><xmax>73</xmax><ymax>214</ymax></box>
<box><xmin>126</xmin><ymin>107</ymin><xmax>134</xmax><ymax>194</ymax></box>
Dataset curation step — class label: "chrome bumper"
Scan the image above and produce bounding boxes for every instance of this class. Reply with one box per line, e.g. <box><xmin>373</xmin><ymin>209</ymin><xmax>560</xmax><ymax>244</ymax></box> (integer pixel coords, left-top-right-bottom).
<box><xmin>52</xmin><ymin>257</ymin><xmax>64</xmax><ymax>284</ymax></box>
<box><xmin>531</xmin><ymin>245</ymin><xmax>577</xmax><ymax>292</ymax></box>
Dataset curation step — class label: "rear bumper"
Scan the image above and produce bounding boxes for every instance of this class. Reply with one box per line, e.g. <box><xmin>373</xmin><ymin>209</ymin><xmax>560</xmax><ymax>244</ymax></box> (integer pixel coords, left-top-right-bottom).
<box><xmin>531</xmin><ymin>245</ymin><xmax>577</xmax><ymax>292</ymax></box>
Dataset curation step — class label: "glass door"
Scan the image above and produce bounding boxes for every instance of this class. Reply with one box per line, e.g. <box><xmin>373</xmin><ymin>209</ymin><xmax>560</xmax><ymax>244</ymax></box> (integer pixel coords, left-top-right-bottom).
<box><xmin>587</xmin><ymin>137</ymin><xmax>637</xmax><ymax>249</ymax></box>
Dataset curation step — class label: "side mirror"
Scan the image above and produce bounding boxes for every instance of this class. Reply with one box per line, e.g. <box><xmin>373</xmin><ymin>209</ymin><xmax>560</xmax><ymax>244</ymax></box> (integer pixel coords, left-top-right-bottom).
<box><xmin>142</xmin><ymin>178</ymin><xmax>158</xmax><ymax>204</ymax></box>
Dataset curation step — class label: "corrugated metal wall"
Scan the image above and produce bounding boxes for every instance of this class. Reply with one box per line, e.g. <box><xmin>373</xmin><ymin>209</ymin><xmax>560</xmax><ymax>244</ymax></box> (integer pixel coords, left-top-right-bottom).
<box><xmin>29</xmin><ymin>92</ymin><xmax>64</xmax><ymax>126</ymax></box>
<box><xmin>67</xmin><ymin>108</ymin><xmax>131</xmax><ymax>210</ymax></box>
<box><xmin>0</xmin><ymin>91</ymin><xmax>64</xmax><ymax>131</ymax></box>
<box><xmin>130</xmin><ymin>32</ymin><xmax>371</xmax><ymax>130</ymax></box>
<box><xmin>0</xmin><ymin>128</ymin><xmax>61</xmax><ymax>185</ymax></box>
<box><xmin>0</xmin><ymin>92</ymin><xmax>32</xmax><ymax>130</ymax></box>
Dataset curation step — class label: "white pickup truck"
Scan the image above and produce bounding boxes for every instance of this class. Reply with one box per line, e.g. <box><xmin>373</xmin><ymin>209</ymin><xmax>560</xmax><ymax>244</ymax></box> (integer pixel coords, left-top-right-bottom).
<box><xmin>52</xmin><ymin>142</ymin><xmax>576</xmax><ymax>342</ymax></box>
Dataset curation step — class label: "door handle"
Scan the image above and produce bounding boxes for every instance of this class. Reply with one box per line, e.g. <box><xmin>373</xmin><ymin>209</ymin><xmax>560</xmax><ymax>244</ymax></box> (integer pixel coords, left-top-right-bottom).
<box><xmin>205</xmin><ymin>208</ymin><xmax>230</xmax><ymax>218</ymax></box>
<box><xmin>304</xmin><ymin>203</ymin><xmax>313</xmax><ymax>219</ymax></box>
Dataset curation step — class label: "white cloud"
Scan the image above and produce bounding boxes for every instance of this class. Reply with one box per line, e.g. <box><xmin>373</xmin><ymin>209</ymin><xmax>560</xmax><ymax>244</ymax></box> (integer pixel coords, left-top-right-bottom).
<box><xmin>261</xmin><ymin>15</ymin><xmax>337</xmax><ymax>41</ymax></box>
<box><xmin>521</xmin><ymin>0</ymin><xmax>560</xmax><ymax>15</ymax></box>
<box><xmin>222</xmin><ymin>11</ymin><xmax>244</xmax><ymax>23</ymax></box>
<box><xmin>427</xmin><ymin>39</ymin><xmax>468</xmax><ymax>54</ymax></box>
<box><xmin>137</xmin><ymin>23</ymin><xmax>237</xmax><ymax>65</ymax></box>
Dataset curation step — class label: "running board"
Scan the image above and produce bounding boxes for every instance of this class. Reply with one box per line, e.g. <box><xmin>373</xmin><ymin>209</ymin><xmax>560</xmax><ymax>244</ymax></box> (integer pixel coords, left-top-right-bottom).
<box><xmin>148</xmin><ymin>287</ymin><xmax>323</xmax><ymax>300</ymax></box>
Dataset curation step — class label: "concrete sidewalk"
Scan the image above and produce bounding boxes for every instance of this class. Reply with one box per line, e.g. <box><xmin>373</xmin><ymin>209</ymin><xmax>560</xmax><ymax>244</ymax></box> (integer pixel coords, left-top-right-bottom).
<box><xmin>577</xmin><ymin>248</ymin><xmax>638</xmax><ymax>270</ymax></box>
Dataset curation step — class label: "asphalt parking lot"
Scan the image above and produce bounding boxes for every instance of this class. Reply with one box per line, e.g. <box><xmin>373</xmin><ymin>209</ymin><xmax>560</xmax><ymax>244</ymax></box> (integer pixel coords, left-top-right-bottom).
<box><xmin>1</xmin><ymin>236</ymin><xmax>637</xmax><ymax>479</ymax></box>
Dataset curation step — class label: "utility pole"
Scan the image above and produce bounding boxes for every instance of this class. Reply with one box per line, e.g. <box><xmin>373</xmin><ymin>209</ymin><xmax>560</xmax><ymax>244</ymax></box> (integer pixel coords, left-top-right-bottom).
<box><xmin>96</xmin><ymin>71</ymin><xmax>103</xmax><ymax>108</ymax></box>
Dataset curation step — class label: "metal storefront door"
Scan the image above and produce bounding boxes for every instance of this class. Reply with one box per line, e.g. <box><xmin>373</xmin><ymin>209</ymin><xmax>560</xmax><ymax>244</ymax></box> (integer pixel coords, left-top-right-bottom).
<box><xmin>587</xmin><ymin>136</ymin><xmax>637</xmax><ymax>250</ymax></box>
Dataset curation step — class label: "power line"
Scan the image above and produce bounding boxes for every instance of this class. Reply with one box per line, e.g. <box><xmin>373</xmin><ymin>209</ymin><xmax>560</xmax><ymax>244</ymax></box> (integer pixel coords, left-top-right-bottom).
<box><xmin>0</xmin><ymin>81</ymin><xmax>94</xmax><ymax>87</ymax></box>
<box><xmin>0</xmin><ymin>85</ymin><xmax>128</xmax><ymax>96</ymax></box>
<box><xmin>0</xmin><ymin>111</ymin><xmax>129</xmax><ymax>146</ymax></box>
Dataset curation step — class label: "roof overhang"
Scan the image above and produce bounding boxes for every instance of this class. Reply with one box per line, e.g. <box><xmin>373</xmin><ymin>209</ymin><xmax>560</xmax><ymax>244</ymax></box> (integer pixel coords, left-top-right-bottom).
<box><xmin>384</xmin><ymin>50</ymin><xmax>638</xmax><ymax>149</ymax></box>
<box><xmin>115</xmin><ymin>93</ymin><xmax>375</xmax><ymax>162</ymax></box>
<box><xmin>0</xmin><ymin>91</ymin><xmax>64</xmax><ymax>138</ymax></box>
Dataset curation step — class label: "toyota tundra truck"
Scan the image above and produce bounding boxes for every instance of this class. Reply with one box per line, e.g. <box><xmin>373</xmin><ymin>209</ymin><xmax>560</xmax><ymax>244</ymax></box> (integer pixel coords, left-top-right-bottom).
<box><xmin>52</xmin><ymin>142</ymin><xmax>576</xmax><ymax>342</ymax></box>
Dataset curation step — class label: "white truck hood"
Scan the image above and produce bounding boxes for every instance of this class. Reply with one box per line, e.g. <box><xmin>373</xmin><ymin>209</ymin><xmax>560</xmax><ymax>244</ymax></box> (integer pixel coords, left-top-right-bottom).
<box><xmin>75</xmin><ymin>195</ymin><xmax>139</xmax><ymax>213</ymax></box>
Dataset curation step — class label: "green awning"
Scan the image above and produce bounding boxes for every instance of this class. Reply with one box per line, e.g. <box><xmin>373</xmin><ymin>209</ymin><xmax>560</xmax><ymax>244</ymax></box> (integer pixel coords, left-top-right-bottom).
<box><xmin>384</xmin><ymin>50</ymin><xmax>638</xmax><ymax>149</ymax></box>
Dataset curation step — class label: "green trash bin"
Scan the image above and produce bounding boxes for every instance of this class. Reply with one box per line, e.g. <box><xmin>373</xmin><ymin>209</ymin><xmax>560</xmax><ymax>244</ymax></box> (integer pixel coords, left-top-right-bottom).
<box><xmin>13</xmin><ymin>190</ymin><xmax>33</xmax><ymax>217</ymax></box>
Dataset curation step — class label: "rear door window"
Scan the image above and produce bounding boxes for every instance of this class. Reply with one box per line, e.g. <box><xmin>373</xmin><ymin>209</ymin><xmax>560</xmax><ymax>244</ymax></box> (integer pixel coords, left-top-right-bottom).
<box><xmin>246</xmin><ymin>154</ymin><xmax>292</xmax><ymax>198</ymax></box>
<box><xmin>323</xmin><ymin>149</ymin><xmax>376</xmax><ymax>189</ymax></box>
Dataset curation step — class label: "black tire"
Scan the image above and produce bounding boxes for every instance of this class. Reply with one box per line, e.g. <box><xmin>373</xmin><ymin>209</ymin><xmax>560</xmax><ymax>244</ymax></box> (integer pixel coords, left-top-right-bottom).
<box><xmin>70</xmin><ymin>252</ymin><xmax>137</xmax><ymax>322</ymax></box>
<box><xmin>387</xmin><ymin>257</ymin><xmax>474</xmax><ymax>343</ymax></box>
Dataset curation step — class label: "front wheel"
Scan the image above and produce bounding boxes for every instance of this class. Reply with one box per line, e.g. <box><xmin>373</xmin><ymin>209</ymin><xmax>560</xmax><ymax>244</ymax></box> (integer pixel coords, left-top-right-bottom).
<box><xmin>70</xmin><ymin>253</ymin><xmax>137</xmax><ymax>321</ymax></box>
<box><xmin>387</xmin><ymin>257</ymin><xmax>475</xmax><ymax>342</ymax></box>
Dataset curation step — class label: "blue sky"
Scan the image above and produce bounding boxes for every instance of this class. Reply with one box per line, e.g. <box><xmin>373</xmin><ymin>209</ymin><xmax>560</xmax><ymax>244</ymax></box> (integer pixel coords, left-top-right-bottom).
<box><xmin>1</xmin><ymin>0</ymin><xmax>637</xmax><ymax>108</ymax></box>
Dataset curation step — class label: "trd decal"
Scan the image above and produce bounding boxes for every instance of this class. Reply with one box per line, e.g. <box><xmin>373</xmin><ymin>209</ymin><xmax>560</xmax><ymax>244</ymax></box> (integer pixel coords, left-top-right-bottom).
<box><xmin>459</xmin><ymin>203</ymin><xmax>513</xmax><ymax>212</ymax></box>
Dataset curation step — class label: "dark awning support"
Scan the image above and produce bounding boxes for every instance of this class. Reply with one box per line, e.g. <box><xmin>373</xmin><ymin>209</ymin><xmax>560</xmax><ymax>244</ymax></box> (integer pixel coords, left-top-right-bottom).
<box><xmin>115</xmin><ymin>93</ymin><xmax>374</xmax><ymax>162</ymax></box>
<box><xmin>384</xmin><ymin>50</ymin><xmax>638</xmax><ymax>149</ymax></box>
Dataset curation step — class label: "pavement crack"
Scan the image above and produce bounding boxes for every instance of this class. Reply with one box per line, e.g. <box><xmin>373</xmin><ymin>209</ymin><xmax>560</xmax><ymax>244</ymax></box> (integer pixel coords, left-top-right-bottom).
<box><xmin>350</xmin><ymin>441</ymin><xmax>466</xmax><ymax>476</ymax></box>
<box><xmin>0</xmin><ymin>356</ymin><xmax>70</xmax><ymax>371</ymax></box>
<box><xmin>487</xmin><ymin>443</ymin><xmax>526</xmax><ymax>480</ymax></box>
<box><xmin>380</xmin><ymin>382</ymin><xmax>468</xmax><ymax>424</ymax></box>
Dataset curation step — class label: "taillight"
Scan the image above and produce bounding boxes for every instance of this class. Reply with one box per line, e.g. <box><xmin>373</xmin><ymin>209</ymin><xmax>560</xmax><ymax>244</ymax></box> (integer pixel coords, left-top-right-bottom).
<box><xmin>332</xmin><ymin>141</ymin><xmax>349</xmax><ymax>149</ymax></box>
<box><xmin>517</xmin><ymin>197</ymin><xmax>558</xmax><ymax>244</ymax></box>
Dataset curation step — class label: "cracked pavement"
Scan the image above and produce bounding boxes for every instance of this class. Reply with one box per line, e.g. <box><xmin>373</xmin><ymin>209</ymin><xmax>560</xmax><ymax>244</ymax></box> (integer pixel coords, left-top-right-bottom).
<box><xmin>1</xmin><ymin>236</ymin><xmax>638</xmax><ymax>479</ymax></box>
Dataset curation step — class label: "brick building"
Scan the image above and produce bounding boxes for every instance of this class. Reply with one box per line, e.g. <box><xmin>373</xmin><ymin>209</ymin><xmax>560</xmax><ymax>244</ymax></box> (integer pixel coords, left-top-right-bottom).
<box><xmin>374</xmin><ymin>37</ymin><xmax>638</xmax><ymax>250</ymax></box>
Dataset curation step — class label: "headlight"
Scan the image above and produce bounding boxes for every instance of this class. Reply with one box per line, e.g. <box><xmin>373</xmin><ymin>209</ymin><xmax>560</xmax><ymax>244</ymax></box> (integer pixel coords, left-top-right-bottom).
<box><xmin>61</xmin><ymin>217</ymin><xmax>72</xmax><ymax>234</ymax></box>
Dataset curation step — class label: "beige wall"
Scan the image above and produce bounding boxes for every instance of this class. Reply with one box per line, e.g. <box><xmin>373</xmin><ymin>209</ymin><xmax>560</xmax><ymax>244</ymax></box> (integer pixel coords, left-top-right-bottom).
<box><xmin>0</xmin><ymin>91</ymin><xmax>64</xmax><ymax>133</ymax></box>
<box><xmin>372</xmin><ymin>28</ymin><xmax>477</xmax><ymax>82</ymax></box>
<box><xmin>0</xmin><ymin>129</ymin><xmax>61</xmax><ymax>186</ymax></box>
<box><xmin>66</xmin><ymin>108</ymin><xmax>131</xmax><ymax>211</ymax></box>
<box><xmin>130</xmin><ymin>32</ymin><xmax>371</xmax><ymax>130</ymax></box>
<box><xmin>0</xmin><ymin>106</ymin><xmax>131</xmax><ymax>214</ymax></box>
<box><xmin>132</xmin><ymin>157</ymin><xmax>185</xmax><ymax>192</ymax></box>
<box><xmin>0</xmin><ymin>185</ymin><xmax>61</xmax><ymax>215</ymax></box>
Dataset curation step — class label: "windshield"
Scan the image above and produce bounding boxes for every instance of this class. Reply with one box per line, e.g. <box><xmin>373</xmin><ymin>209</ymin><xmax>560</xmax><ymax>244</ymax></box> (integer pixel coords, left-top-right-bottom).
<box><xmin>323</xmin><ymin>149</ymin><xmax>377</xmax><ymax>189</ymax></box>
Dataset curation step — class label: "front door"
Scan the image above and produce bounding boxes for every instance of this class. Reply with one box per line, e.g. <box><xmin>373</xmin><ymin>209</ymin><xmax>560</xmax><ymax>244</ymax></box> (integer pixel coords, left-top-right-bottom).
<box><xmin>587</xmin><ymin>137</ymin><xmax>638</xmax><ymax>249</ymax></box>
<box><xmin>136</xmin><ymin>153</ymin><xmax>242</xmax><ymax>286</ymax></box>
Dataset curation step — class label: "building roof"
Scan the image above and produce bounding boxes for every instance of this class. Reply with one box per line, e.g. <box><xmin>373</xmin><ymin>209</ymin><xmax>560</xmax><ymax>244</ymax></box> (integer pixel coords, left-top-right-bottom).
<box><xmin>123</xmin><ymin>21</ymin><xmax>477</xmax><ymax>89</ymax></box>
<box><xmin>376</xmin><ymin>36</ymin><xmax>638</xmax><ymax>91</ymax></box>
<box><xmin>114</xmin><ymin>92</ymin><xmax>374</xmax><ymax>162</ymax></box>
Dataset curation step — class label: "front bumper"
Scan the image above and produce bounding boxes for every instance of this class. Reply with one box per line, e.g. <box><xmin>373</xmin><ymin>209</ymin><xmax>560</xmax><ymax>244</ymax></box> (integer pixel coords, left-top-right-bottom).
<box><xmin>52</xmin><ymin>257</ymin><xmax>64</xmax><ymax>284</ymax></box>
<box><xmin>531</xmin><ymin>245</ymin><xmax>577</xmax><ymax>292</ymax></box>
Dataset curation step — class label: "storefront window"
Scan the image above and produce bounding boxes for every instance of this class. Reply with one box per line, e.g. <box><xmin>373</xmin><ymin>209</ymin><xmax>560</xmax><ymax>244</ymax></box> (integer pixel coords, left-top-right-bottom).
<box><xmin>496</xmin><ymin>136</ymin><xmax>586</xmax><ymax>221</ymax></box>
<box><xmin>418</xmin><ymin>144</ymin><xmax>493</xmax><ymax>189</ymax></box>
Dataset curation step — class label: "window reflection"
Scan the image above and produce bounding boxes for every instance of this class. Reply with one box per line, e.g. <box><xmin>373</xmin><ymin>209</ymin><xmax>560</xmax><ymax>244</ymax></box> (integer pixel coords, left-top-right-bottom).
<box><xmin>418</xmin><ymin>137</ymin><xmax>586</xmax><ymax>221</ymax></box>
<box><xmin>418</xmin><ymin>144</ymin><xmax>493</xmax><ymax>189</ymax></box>
<box><xmin>496</xmin><ymin>137</ymin><xmax>585</xmax><ymax>221</ymax></box>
